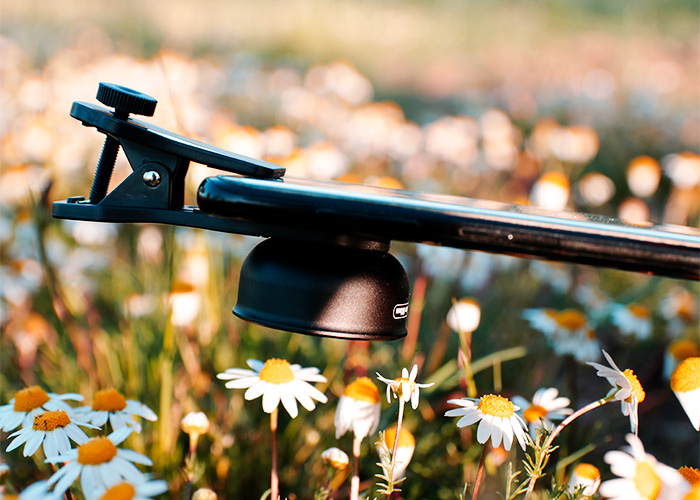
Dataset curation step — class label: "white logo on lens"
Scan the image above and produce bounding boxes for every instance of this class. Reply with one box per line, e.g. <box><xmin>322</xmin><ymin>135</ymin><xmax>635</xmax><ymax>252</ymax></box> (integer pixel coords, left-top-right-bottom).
<box><xmin>393</xmin><ymin>303</ymin><xmax>409</xmax><ymax>319</ymax></box>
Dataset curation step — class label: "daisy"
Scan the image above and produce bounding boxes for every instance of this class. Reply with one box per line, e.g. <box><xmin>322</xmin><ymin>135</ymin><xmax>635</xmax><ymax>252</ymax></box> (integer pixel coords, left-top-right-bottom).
<box><xmin>321</xmin><ymin>447</ymin><xmax>350</xmax><ymax>470</ymax></box>
<box><xmin>0</xmin><ymin>386</ymin><xmax>83</xmax><ymax>432</ymax></box>
<box><xmin>335</xmin><ymin>377</ymin><xmax>381</xmax><ymax>440</ymax></box>
<box><xmin>511</xmin><ymin>387</ymin><xmax>573</xmax><ymax>438</ymax></box>
<box><xmin>376</xmin><ymin>364</ymin><xmax>434</xmax><ymax>410</ymax></box>
<box><xmin>670</xmin><ymin>357</ymin><xmax>700</xmax><ymax>430</ymax></box>
<box><xmin>45</xmin><ymin>427</ymin><xmax>152</xmax><ymax>498</ymax></box>
<box><xmin>74</xmin><ymin>389</ymin><xmax>157</xmax><ymax>433</ymax></box>
<box><xmin>445</xmin><ymin>394</ymin><xmax>528</xmax><ymax>451</ymax></box>
<box><xmin>192</xmin><ymin>489</ymin><xmax>218</xmax><ymax>500</ymax></box>
<box><xmin>3</xmin><ymin>480</ymin><xmax>60</xmax><ymax>500</ymax></box>
<box><xmin>92</xmin><ymin>476</ymin><xmax>169</xmax><ymax>500</ymax></box>
<box><xmin>335</xmin><ymin>377</ymin><xmax>381</xmax><ymax>500</ymax></box>
<box><xmin>446</xmin><ymin>298</ymin><xmax>481</xmax><ymax>334</ymax></box>
<box><xmin>678</xmin><ymin>466</ymin><xmax>700</xmax><ymax>486</ymax></box>
<box><xmin>377</xmin><ymin>426</ymin><xmax>415</xmax><ymax>482</ymax></box>
<box><xmin>568</xmin><ymin>463</ymin><xmax>601</xmax><ymax>496</ymax></box>
<box><xmin>521</xmin><ymin>308</ymin><xmax>601</xmax><ymax>362</ymax></box>
<box><xmin>599</xmin><ymin>433</ymin><xmax>690</xmax><ymax>500</ymax></box>
<box><xmin>658</xmin><ymin>287</ymin><xmax>697</xmax><ymax>337</ymax></box>
<box><xmin>217</xmin><ymin>358</ymin><xmax>327</xmax><ymax>418</ymax></box>
<box><xmin>587</xmin><ymin>350</ymin><xmax>646</xmax><ymax>434</ymax></box>
<box><xmin>6</xmin><ymin>409</ymin><xmax>96</xmax><ymax>458</ymax></box>
<box><xmin>663</xmin><ymin>339</ymin><xmax>699</xmax><ymax>381</ymax></box>
<box><xmin>610</xmin><ymin>303</ymin><xmax>653</xmax><ymax>341</ymax></box>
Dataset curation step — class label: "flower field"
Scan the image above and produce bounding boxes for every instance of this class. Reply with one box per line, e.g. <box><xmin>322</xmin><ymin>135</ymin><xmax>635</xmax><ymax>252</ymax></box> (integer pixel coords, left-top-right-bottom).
<box><xmin>1</xmin><ymin>1</ymin><xmax>699</xmax><ymax>499</ymax></box>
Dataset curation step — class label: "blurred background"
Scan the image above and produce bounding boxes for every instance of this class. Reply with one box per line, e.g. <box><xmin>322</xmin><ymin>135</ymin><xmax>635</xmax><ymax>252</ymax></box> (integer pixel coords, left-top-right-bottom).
<box><xmin>1</xmin><ymin>1</ymin><xmax>698</xmax><ymax>499</ymax></box>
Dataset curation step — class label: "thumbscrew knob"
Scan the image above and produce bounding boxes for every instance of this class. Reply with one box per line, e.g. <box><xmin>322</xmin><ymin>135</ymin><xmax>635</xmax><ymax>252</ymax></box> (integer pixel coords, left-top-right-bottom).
<box><xmin>88</xmin><ymin>83</ymin><xmax>158</xmax><ymax>204</ymax></box>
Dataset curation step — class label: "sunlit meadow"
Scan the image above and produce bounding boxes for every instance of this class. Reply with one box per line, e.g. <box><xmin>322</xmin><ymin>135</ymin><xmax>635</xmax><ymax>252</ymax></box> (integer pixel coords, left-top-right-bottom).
<box><xmin>1</xmin><ymin>1</ymin><xmax>699</xmax><ymax>499</ymax></box>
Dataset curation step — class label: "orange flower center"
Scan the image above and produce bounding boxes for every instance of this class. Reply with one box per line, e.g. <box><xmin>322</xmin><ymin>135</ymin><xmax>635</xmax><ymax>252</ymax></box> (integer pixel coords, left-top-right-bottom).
<box><xmin>522</xmin><ymin>404</ymin><xmax>548</xmax><ymax>423</ymax></box>
<box><xmin>391</xmin><ymin>377</ymin><xmax>416</xmax><ymax>399</ymax></box>
<box><xmin>384</xmin><ymin>426</ymin><xmax>415</xmax><ymax>449</ymax></box>
<box><xmin>679</xmin><ymin>466</ymin><xmax>700</xmax><ymax>486</ymax></box>
<box><xmin>573</xmin><ymin>463</ymin><xmax>600</xmax><ymax>480</ymax></box>
<box><xmin>478</xmin><ymin>394</ymin><xmax>515</xmax><ymax>418</ymax></box>
<box><xmin>671</xmin><ymin>357</ymin><xmax>700</xmax><ymax>393</ymax></box>
<box><xmin>33</xmin><ymin>410</ymin><xmax>71</xmax><ymax>431</ymax></box>
<box><xmin>669</xmin><ymin>340</ymin><xmax>700</xmax><ymax>360</ymax></box>
<box><xmin>14</xmin><ymin>386</ymin><xmax>50</xmax><ymax>412</ymax></box>
<box><xmin>634</xmin><ymin>461</ymin><xmax>661</xmax><ymax>499</ymax></box>
<box><xmin>77</xmin><ymin>437</ymin><xmax>118</xmax><ymax>465</ymax></box>
<box><xmin>92</xmin><ymin>389</ymin><xmax>127</xmax><ymax>412</ymax></box>
<box><xmin>628</xmin><ymin>304</ymin><xmax>650</xmax><ymax>319</ymax></box>
<box><xmin>258</xmin><ymin>359</ymin><xmax>295</xmax><ymax>385</ymax></box>
<box><xmin>622</xmin><ymin>369</ymin><xmax>646</xmax><ymax>403</ymax></box>
<box><xmin>344</xmin><ymin>377</ymin><xmax>380</xmax><ymax>404</ymax></box>
<box><xmin>555</xmin><ymin>310</ymin><xmax>587</xmax><ymax>330</ymax></box>
<box><xmin>101</xmin><ymin>483</ymin><xmax>136</xmax><ymax>500</ymax></box>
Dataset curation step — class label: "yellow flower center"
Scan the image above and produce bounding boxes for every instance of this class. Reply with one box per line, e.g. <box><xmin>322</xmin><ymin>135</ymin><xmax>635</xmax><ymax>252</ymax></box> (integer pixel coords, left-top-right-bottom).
<box><xmin>522</xmin><ymin>404</ymin><xmax>548</xmax><ymax>423</ymax></box>
<box><xmin>634</xmin><ymin>461</ymin><xmax>661</xmax><ymax>499</ymax></box>
<box><xmin>344</xmin><ymin>377</ymin><xmax>380</xmax><ymax>404</ymax></box>
<box><xmin>679</xmin><ymin>466</ymin><xmax>700</xmax><ymax>486</ymax></box>
<box><xmin>14</xmin><ymin>386</ymin><xmax>50</xmax><ymax>412</ymax></box>
<box><xmin>555</xmin><ymin>310</ymin><xmax>587</xmax><ymax>330</ymax></box>
<box><xmin>77</xmin><ymin>437</ymin><xmax>118</xmax><ymax>465</ymax></box>
<box><xmin>669</xmin><ymin>340</ymin><xmax>700</xmax><ymax>360</ymax></box>
<box><xmin>622</xmin><ymin>369</ymin><xmax>646</xmax><ymax>403</ymax></box>
<box><xmin>33</xmin><ymin>410</ymin><xmax>71</xmax><ymax>431</ymax></box>
<box><xmin>258</xmin><ymin>359</ymin><xmax>295</xmax><ymax>385</ymax></box>
<box><xmin>391</xmin><ymin>377</ymin><xmax>416</xmax><ymax>399</ymax></box>
<box><xmin>628</xmin><ymin>304</ymin><xmax>650</xmax><ymax>319</ymax></box>
<box><xmin>92</xmin><ymin>389</ymin><xmax>127</xmax><ymax>412</ymax></box>
<box><xmin>4</xmin><ymin>496</ymin><xmax>18</xmax><ymax>500</ymax></box>
<box><xmin>384</xmin><ymin>426</ymin><xmax>415</xmax><ymax>449</ymax></box>
<box><xmin>477</xmin><ymin>394</ymin><xmax>515</xmax><ymax>418</ymax></box>
<box><xmin>573</xmin><ymin>463</ymin><xmax>600</xmax><ymax>480</ymax></box>
<box><xmin>671</xmin><ymin>357</ymin><xmax>700</xmax><ymax>393</ymax></box>
<box><xmin>101</xmin><ymin>483</ymin><xmax>136</xmax><ymax>500</ymax></box>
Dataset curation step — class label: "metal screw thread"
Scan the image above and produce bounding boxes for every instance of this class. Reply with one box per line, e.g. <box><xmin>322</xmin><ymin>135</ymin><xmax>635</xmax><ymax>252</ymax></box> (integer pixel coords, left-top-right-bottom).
<box><xmin>89</xmin><ymin>136</ymin><xmax>120</xmax><ymax>204</ymax></box>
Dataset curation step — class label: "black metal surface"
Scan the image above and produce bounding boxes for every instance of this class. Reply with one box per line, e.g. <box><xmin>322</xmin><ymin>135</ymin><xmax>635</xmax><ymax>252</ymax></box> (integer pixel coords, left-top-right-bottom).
<box><xmin>233</xmin><ymin>238</ymin><xmax>410</xmax><ymax>340</ymax></box>
<box><xmin>197</xmin><ymin>176</ymin><xmax>700</xmax><ymax>280</ymax></box>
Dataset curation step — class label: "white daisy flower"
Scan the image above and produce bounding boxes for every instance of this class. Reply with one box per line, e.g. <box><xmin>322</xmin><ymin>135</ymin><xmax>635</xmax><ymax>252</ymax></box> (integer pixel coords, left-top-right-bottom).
<box><xmin>445</xmin><ymin>394</ymin><xmax>528</xmax><ymax>451</ymax></box>
<box><xmin>335</xmin><ymin>377</ymin><xmax>381</xmax><ymax>440</ymax></box>
<box><xmin>376</xmin><ymin>365</ymin><xmax>434</xmax><ymax>410</ymax></box>
<box><xmin>377</xmin><ymin>426</ymin><xmax>415</xmax><ymax>482</ymax></box>
<box><xmin>670</xmin><ymin>357</ymin><xmax>700</xmax><ymax>431</ymax></box>
<box><xmin>6</xmin><ymin>409</ymin><xmax>97</xmax><ymax>458</ymax></box>
<box><xmin>599</xmin><ymin>434</ymin><xmax>690</xmax><ymax>500</ymax></box>
<box><xmin>511</xmin><ymin>387</ymin><xmax>573</xmax><ymax>438</ymax></box>
<box><xmin>93</xmin><ymin>476</ymin><xmax>169</xmax><ymax>500</ymax></box>
<box><xmin>610</xmin><ymin>303</ymin><xmax>653</xmax><ymax>341</ymax></box>
<box><xmin>587</xmin><ymin>350</ymin><xmax>646</xmax><ymax>434</ymax></box>
<box><xmin>446</xmin><ymin>298</ymin><xmax>481</xmax><ymax>334</ymax></box>
<box><xmin>568</xmin><ymin>463</ymin><xmax>601</xmax><ymax>496</ymax></box>
<box><xmin>658</xmin><ymin>287</ymin><xmax>697</xmax><ymax>338</ymax></box>
<box><xmin>216</xmin><ymin>358</ymin><xmax>327</xmax><ymax>418</ymax></box>
<box><xmin>45</xmin><ymin>427</ymin><xmax>152</xmax><ymax>498</ymax></box>
<box><xmin>522</xmin><ymin>308</ymin><xmax>601</xmax><ymax>363</ymax></box>
<box><xmin>663</xmin><ymin>340</ymin><xmax>699</xmax><ymax>381</ymax></box>
<box><xmin>0</xmin><ymin>386</ymin><xmax>83</xmax><ymax>432</ymax></box>
<box><xmin>321</xmin><ymin>447</ymin><xmax>350</xmax><ymax>470</ymax></box>
<box><xmin>74</xmin><ymin>389</ymin><xmax>157</xmax><ymax>433</ymax></box>
<box><xmin>5</xmin><ymin>480</ymin><xmax>61</xmax><ymax>500</ymax></box>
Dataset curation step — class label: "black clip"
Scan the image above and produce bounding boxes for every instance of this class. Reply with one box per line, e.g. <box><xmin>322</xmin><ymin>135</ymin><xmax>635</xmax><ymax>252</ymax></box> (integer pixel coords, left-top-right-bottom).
<box><xmin>53</xmin><ymin>83</ymin><xmax>285</xmax><ymax>233</ymax></box>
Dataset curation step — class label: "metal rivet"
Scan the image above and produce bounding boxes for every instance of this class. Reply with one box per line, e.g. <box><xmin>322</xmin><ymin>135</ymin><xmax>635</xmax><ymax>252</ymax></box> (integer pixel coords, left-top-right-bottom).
<box><xmin>143</xmin><ymin>171</ymin><xmax>161</xmax><ymax>187</ymax></box>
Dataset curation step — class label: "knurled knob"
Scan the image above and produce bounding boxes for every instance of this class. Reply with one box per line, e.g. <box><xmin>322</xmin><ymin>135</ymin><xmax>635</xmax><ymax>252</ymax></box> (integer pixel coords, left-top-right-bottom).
<box><xmin>96</xmin><ymin>82</ymin><xmax>157</xmax><ymax>118</ymax></box>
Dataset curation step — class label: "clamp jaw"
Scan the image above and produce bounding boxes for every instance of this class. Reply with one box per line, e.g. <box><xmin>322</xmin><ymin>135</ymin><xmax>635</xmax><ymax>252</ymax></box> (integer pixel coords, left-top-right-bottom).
<box><xmin>52</xmin><ymin>83</ymin><xmax>286</xmax><ymax>235</ymax></box>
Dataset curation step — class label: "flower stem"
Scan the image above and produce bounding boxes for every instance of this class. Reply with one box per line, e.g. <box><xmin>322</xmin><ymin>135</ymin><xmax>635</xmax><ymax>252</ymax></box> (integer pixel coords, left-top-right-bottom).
<box><xmin>389</xmin><ymin>400</ymin><xmax>406</xmax><ymax>487</ymax></box>
<box><xmin>471</xmin><ymin>445</ymin><xmax>488</xmax><ymax>500</ymax></box>
<box><xmin>270</xmin><ymin>409</ymin><xmax>279</xmax><ymax>500</ymax></box>
<box><xmin>523</xmin><ymin>395</ymin><xmax>614</xmax><ymax>500</ymax></box>
<box><xmin>351</xmin><ymin>435</ymin><xmax>362</xmax><ymax>500</ymax></box>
